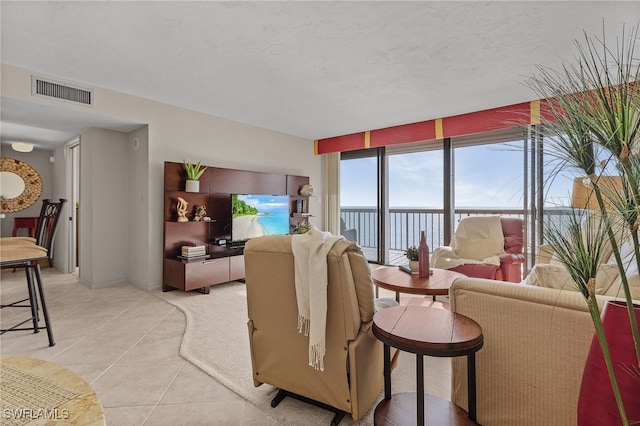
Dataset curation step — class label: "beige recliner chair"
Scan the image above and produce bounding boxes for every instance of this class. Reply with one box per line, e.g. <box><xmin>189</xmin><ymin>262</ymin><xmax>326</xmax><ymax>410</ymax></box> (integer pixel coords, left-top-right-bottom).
<box><xmin>244</xmin><ymin>234</ymin><xmax>391</xmax><ymax>423</ymax></box>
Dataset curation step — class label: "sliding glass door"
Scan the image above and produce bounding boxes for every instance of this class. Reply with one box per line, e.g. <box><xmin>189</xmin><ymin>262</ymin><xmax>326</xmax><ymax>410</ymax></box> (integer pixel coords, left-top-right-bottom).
<box><xmin>386</xmin><ymin>142</ymin><xmax>443</xmax><ymax>265</ymax></box>
<box><xmin>340</xmin><ymin>128</ymin><xmax>541</xmax><ymax>268</ymax></box>
<box><xmin>453</xmin><ymin>140</ymin><xmax>525</xmax><ymax>213</ymax></box>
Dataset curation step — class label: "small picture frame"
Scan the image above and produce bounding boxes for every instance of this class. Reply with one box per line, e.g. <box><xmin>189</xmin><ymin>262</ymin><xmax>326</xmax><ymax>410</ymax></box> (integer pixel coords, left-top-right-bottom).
<box><xmin>296</xmin><ymin>199</ymin><xmax>304</xmax><ymax>213</ymax></box>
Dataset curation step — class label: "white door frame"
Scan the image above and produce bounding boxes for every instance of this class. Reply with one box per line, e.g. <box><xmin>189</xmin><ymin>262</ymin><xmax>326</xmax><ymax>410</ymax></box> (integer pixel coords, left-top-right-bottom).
<box><xmin>65</xmin><ymin>138</ymin><xmax>80</xmax><ymax>274</ymax></box>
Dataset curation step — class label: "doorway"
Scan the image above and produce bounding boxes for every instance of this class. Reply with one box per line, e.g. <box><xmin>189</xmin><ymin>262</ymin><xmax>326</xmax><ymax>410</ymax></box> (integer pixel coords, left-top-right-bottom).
<box><xmin>66</xmin><ymin>139</ymin><xmax>80</xmax><ymax>275</ymax></box>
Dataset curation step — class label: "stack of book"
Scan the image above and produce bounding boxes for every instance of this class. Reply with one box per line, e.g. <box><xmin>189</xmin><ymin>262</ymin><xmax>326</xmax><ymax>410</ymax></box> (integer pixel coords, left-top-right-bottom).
<box><xmin>181</xmin><ymin>244</ymin><xmax>206</xmax><ymax>258</ymax></box>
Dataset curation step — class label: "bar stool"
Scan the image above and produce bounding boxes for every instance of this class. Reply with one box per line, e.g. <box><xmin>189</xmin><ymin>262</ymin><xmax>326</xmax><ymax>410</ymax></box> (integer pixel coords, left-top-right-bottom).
<box><xmin>0</xmin><ymin>244</ymin><xmax>55</xmax><ymax>346</ymax></box>
<box><xmin>0</xmin><ymin>199</ymin><xmax>66</xmax><ymax>347</ymax></box>
<box><xmin>2</xmin><ymin>199</ymin><xmax>67</xmax><ymax>269</ymax></box>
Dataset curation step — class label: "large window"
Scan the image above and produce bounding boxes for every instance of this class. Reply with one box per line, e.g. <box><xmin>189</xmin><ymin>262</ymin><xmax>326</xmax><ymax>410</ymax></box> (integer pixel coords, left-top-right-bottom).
<box><xmin>387</xmin><ymin>143</ymin><xmax>443</xmax><ymax>263</ymax></box>
<box><xmin>340</xmin><ymin>129</ymin><xmax>531</xmax><ymax>266</ymax></box>
<box><xmin>454</xmin><ymin>141</ymin><xmax>524</xmax><ymax>209</ymax></box>
<box><xmin>540</xmin><ymin>134</ymin><xmax>620</xmax><ymax>245</ymax></box>
<box><xmin>340</xmin><ymin>150</ymin><xmax>381</xmax><ymax>262</ymax></box>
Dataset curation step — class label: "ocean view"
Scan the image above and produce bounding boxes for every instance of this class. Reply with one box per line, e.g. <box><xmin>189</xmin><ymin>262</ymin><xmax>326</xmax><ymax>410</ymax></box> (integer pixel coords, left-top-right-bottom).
<box><xmin>341</xmin><ymin>206</ymin><xmax>573</xmax><ymax>253</ymax></box>
<box><xmin>256</xmin><ymin>213</ymin><xmax>290</xmax><ymax>236</ymax></box>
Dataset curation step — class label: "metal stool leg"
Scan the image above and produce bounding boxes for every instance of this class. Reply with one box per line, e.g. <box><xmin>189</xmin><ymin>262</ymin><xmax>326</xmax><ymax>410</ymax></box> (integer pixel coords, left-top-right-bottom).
<box><xmin>24</xmin><ymin>264</ymin><xmax>40</xmax><ymax>333</ymax></box>
<box><xmin>33</xmin><ymin>263</ymin><xmax>55</xmax><ymax>346</ymax></box>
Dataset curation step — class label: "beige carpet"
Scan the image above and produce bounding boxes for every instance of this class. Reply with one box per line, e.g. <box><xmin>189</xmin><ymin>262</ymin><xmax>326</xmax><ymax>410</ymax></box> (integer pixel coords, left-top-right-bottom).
<box><xmin>157</xmin><ymin>281</ymin><xmax>451</xmax><ymax>425</ymax></box>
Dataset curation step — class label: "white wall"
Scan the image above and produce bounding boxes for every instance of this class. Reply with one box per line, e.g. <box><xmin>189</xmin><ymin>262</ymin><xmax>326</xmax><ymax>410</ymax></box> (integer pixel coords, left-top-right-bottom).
<box><xmin>79</xmin><ymin>128</ymin><xmax>130</xmax><ymax>287</ymax></box>
<box><xmin>127</xmin><ymin>126</ymin><xmax>150</xmax><ymax>289</ymax></box>
<box><xmin>1</xmin><ymin>63</ymin><xmax>322</xmax><ymax>290</ymax></box>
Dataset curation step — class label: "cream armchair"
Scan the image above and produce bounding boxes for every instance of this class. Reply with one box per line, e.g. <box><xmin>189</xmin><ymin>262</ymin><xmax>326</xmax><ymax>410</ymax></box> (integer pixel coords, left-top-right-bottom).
<box><xmin>243</xmin><ymin>234</ymin><xmax>393</xmax><ymax>423</ymax></box>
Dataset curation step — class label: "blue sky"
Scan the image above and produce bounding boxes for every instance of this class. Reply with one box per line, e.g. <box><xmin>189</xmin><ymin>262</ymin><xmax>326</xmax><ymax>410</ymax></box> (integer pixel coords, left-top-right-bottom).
<box><xmin>237</xmin><ymin>194</ymin><xmax>289</xmax><ymax>213</ymax></box>
<box><xmin>340</xmin><ymin>142</ymin><xmax>576</xmax><ymax>208</ymax></box>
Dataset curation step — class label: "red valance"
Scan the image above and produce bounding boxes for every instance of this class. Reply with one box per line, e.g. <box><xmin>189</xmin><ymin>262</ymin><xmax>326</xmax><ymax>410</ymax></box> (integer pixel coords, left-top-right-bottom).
<box><xmin>314</xmin><ymin>99</ymin><xmax>548</xmax><ymax>155</ymax></box>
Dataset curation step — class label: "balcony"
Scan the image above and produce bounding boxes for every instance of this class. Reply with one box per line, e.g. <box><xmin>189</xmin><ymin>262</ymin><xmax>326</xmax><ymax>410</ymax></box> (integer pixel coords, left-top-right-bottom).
<box><xmin>341</xmin><ymin>207</ymin><xmax>574</xmax><ymax>266</ymax></box>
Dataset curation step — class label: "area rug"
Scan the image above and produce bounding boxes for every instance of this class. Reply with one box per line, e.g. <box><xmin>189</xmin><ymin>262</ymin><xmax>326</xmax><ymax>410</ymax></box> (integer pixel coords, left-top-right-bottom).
<box><xmin>157</xmin><ymin>282</ymin><xmax>451</xmax><ymax>425</ymax></box>
<box><xmin>0</xmin><ymin>354</ymin><xmax>105</xmax><ymax>426</ymax></box>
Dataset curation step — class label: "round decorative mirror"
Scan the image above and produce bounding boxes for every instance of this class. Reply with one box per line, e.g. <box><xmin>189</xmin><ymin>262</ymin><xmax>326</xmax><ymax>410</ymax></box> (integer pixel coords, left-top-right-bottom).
<box><xmin>0</xmin><ymin>157</ymin><xmax>43</xmax><ymax>213</ymax></box>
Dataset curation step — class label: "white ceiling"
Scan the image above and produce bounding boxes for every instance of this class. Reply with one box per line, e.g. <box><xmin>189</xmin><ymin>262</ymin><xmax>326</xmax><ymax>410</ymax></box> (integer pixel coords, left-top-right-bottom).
<box><xmin>1</xmin><ymin>1</ymin><xmax>639</xmax><ymax>150</ymax></box>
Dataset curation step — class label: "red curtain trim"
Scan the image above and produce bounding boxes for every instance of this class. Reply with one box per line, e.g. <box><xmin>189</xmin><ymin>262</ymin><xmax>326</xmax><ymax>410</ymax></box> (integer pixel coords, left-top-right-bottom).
<box><xmin>316</xmin><ymin>100</ymin><xmax>539</xmax><ymax>154</ymax></box>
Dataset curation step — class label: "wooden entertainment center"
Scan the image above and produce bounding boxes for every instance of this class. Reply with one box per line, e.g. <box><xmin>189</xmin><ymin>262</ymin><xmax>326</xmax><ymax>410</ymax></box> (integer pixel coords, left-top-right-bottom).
<box><xmin>162</xmin><ymin>161</ymin><xmax>310</xmax><ymax>293</ymax></box>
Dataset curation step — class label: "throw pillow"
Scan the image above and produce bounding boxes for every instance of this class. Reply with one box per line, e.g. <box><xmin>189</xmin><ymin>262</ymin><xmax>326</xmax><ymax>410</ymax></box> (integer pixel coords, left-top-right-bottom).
<box><xmin>524</xmin><ymin>263</ymin><xmax>619</xmax><ymax>295</ymax></box>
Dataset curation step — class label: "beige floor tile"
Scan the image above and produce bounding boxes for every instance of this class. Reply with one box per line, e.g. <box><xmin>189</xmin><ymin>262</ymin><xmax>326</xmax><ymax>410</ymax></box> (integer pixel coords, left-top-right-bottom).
<box><xmin>92</xmin><ymin>360</ymin><xmax>185</xmax><ymax>407</ymax></box>
<box><xmin>0</xmin><ymin>305</ymin><xmax>37</xmax><ymax>328</ymax></box>
<box><xmin>1</xmin><ymin>269</ymin><xmax>282</xmax><ymax>425</ymax></box>
<box><xmin>47</xmin><ymin>312</ymin><xmax>124</xmax><ymax>339</ymax></box>
<box><xmin>103</xmin><ymin>405</ymin><xmax>155</xmax><ymax>426</ymax></box>
<box><xmin>94</xmin><ymin>305</ymin><xmax>177</xmax><ymax>336</ymax></box>
<box><xmin>145</xmin><ymin>401</ymin><xmax>247</xmax><ymax>426</ymax></box>
<box><xmin>119</xmin><ymin>331</ymin><xmax>183</xmax><ymax>364</ymax></box>
<box><xmin>0</xmin><ymin>332</ymin><xmax>83</xmax><ymax>361</ymax></box>
<box><xmin>240</xmin><ymin>403</ymin><xmax>283</xmax><ymax>425</ymax></box>
<box><xmin>51</xmin><ymin>332</ymin><xmax>145</xmax><ymax>366</ymax></box>
<box><xmin>159</xmin><ymin>362</ymin><xmax>244</xmax><ymax>405</ymax></box>
<box><xmin>57</xmin><ymin>361</ymin><xmax>114</xmax><ymax>385</ymax></box>
<box><xmin>148</xmin><ymin>309</ymin><xmax>186</xmax><ymax>336</ymax></box>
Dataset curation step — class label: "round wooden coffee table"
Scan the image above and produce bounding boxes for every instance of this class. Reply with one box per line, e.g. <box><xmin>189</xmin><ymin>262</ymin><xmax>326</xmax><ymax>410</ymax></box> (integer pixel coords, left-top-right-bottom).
<box><xmin>372</xmin><ymin>305</ymin><xmax>483</xmax><ymax>425</ymax></box>
<box><xmin>372</xmin><ymin>266</ymin><xmax>466</xmax><ymax>302</ymax></box>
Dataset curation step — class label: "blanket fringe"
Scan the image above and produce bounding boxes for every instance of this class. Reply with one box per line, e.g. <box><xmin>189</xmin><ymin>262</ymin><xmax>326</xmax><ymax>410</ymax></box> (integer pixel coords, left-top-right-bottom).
<box><xmin>297</xmin><ymin>315</ymin><xmax>310</xmax><ymax>336</ymax></box>
<box><xmin>309</xmin><ymin>342</ymin><xmax>325</xmax><ymax>371</ymax></box>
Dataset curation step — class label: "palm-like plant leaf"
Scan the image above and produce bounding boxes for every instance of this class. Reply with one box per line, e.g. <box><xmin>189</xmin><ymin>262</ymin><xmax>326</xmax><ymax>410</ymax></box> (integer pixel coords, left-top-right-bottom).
<box><xmin>527</xmin><ymin>23</ymin><xmax>640</xmax><ymax>425</ymax></box>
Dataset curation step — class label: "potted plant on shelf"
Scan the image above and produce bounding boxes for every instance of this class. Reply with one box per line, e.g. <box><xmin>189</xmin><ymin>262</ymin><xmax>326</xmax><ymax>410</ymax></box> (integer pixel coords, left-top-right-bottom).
<box><xmin>405</xmin><ymin>246</ymin><xmax>419</xmax><ymax>273</ymax></box>
<box><xmin>292</xmin><ymin>221</ymin><xmax>313</xmax><ymax>235</ymax></box>
<box><xmin>183</xmin><ymin>160</ymin><xmax>207</xmax><ymax>192</ymax></box>
<box><xmin>527</xmin><ymin>24</ymin><xmax>640</xmax><ymax>425</ymax></box>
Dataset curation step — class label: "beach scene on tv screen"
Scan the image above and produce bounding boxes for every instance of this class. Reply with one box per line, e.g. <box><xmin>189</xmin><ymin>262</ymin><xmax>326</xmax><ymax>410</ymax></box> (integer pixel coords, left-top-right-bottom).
<box><xmin>232</xmin><ymin>194</ymin><xmax>290</xmax><ymax>241</ymax></box>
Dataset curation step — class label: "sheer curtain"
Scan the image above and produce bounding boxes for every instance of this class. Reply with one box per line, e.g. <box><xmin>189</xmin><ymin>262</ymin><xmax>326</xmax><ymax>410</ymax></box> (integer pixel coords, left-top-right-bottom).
<box><xmin>323</xmin><ymin>152</ymin><xmax>341</xmax><ymax>235</ymax></box>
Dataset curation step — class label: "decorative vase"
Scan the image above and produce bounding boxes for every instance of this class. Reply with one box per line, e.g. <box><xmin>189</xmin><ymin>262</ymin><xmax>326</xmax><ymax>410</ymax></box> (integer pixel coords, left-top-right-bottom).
<box><xmin>185</xmin><ymin>180</ymin><xmax>199</xmax><ymax>193</ymax></box>
<box><xmin>418</xmin><ymin>231</ymin><xmax>430</xmax><ymax>277</ymax></box>
<box><xmin>409</xmin><ymin>260</ymin><xmax>419</xmax><ymax>274</ymax></box>
<box><xmin>577</xmin><ymin>300</ymin><xmax>640</xmax><ymax>425</ymax></box>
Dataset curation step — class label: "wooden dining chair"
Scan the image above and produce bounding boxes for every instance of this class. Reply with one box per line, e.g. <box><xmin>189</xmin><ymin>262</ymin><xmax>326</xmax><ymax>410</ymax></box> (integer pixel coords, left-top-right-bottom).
<box><xmin>2</xmin><ymin>198</ymin><xmax>67</xmax><ymax>268</ymax></box>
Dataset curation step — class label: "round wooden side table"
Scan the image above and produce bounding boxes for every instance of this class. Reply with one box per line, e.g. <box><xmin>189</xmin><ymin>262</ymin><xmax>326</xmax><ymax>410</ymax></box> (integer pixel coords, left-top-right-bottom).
<box><xmin>372</xmin><ymin>305</ymin><xmax>483</xmax><ymax>425</ymax></box>
<box><xmin>372</xmin><ymin>266</ymin><xmax>466</xmax><ymax>303</ymax></box>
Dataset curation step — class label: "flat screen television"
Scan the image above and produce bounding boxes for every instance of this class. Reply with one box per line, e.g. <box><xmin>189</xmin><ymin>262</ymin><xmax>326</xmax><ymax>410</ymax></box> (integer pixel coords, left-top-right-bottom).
<box><xmin>231</xmin><ymin>194</ymin><xmax>290</xmax><ymax>242</ymax></box>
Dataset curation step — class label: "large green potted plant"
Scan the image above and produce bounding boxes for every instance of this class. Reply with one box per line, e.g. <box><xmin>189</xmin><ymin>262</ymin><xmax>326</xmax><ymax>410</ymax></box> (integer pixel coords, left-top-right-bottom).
<box><xmin>527</xmin><ymin>24</ymin><xmax>640</xmax><ymax>425</ymax></box>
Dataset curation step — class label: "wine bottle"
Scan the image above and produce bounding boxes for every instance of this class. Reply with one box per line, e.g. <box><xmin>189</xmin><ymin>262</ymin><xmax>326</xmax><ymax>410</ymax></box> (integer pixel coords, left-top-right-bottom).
<box><xmin>418</xmin><ymin>231</ymin><xmax>430</xmax><ymax>278</ymax></box>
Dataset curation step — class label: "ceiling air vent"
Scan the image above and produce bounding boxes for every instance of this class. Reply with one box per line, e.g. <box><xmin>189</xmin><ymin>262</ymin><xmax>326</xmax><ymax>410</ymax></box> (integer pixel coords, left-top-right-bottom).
<box><xmin>31</xmin><ymin>76</ymin><xmax>93</xmax><ymax>106</ymax></box>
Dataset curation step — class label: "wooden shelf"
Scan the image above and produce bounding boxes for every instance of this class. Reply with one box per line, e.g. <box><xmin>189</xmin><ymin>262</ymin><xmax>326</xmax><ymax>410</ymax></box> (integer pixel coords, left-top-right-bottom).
<box><xmin>162</xmin><ymin>161</ymin><xmax>309</xmax><ymax>294</ymax></box>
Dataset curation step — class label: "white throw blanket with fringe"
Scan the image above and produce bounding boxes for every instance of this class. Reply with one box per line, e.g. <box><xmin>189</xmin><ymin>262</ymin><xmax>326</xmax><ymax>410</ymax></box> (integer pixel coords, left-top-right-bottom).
<box><xmin>291</xmin><ymin>227</ymin><xmax>343</xmax><ymax>371</ymax></box>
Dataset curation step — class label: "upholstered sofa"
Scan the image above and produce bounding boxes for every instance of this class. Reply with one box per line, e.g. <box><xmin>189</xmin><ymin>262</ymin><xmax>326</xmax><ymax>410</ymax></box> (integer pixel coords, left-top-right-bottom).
<box><xmin>449</xmin><ymin>277</ymin><xmax>612</xmax><ymax>425</ymax></box>
<box><xmin>530</xmin><ymin>228</ymin><xmax>640</xmax><ymax>301</ymax></box>
<box><xmin>448</xmin><ymin>211</ymin><xmax>639</xmax><ymax>425</ymax></box>
<box><xmin>243</xmin><ymin>234</ymin><xmax>394</xmax><ymax>422</ymax></box>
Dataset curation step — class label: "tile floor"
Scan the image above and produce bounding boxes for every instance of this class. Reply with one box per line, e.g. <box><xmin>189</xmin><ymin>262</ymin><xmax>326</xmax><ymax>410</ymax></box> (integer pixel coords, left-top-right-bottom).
<box><xmin>0</xmin><ymin>268</ymin><xmax>280</xmax><ymax>426</ymax></box>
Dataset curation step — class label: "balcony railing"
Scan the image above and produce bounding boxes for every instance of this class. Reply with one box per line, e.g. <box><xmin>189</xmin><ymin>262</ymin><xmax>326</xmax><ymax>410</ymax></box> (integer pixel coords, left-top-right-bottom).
<box><xmin>341</xmin><ymin>207</ymin><xmax>574</xmax><ymax>262</ymax></box>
